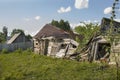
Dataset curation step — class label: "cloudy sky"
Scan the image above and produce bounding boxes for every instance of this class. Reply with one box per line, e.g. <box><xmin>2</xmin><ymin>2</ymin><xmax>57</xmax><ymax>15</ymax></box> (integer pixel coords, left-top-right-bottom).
<box><xmin>0</xmin><ymin>0</ymin><xmax>120</xmax><ymax>36</ymax></box>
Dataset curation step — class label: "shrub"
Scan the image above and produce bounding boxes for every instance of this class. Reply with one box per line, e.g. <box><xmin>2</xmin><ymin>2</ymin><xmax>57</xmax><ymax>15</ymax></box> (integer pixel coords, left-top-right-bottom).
<box><xmin>1</xmin><ymin>49</ymin><xmax>8</xmax><ymax>54</ymax></box>
<box><xmin>23</xmin><ymin>48</ymin><xmax>33</xmax><ymax>55</ymax></box>
<box><xmin>15</xmin><ymin>48</ymin><xmax>23</xmax><ymax>54</ymax></box>
<box><xmin>26</xmin><ymin>48</ymin><xmax>33</xmax><ymax>53</ymax></box>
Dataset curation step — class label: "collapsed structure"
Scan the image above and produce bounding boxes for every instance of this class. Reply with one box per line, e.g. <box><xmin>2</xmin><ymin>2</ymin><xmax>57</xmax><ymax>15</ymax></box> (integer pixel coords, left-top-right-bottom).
<box><xmin>79</xmin><ymin>18</ymin><xmax>120</xmax><ymax>64</ymax></box>
<box><xmin>33</xmin><ymin>24</ymin><xmax>79</xmax><ymax>58</ymax></box>
<box><xmin>33</xmin><ymin>18</ymin><xmax>120</xmax><ymax>64</ymax></box>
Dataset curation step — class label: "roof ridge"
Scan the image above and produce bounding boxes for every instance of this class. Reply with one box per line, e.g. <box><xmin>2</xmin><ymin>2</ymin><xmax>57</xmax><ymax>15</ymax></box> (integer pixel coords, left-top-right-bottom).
<box><xmin>102</xmin><ymin>17</ymin><xmax>120</xmax><ymax>24</ymax></box>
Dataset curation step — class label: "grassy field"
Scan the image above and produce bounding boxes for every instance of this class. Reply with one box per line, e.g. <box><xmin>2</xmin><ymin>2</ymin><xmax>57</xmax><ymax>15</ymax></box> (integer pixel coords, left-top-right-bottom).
<box><xmin>0</xmin><ymin>49</ymin><xmax>119</xmax><ymax>80</ymax></box>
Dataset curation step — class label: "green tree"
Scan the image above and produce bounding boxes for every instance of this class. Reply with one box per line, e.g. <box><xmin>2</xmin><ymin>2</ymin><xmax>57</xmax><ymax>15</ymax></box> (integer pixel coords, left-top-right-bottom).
<box><xmin>11</xmin><ymin>29</ymin><xmax>24</xmax><ymax>37</ymax></box>
<box><xmin>2</xmin><ymin>26</ymin><xmax>8</xmax><ymax>41</ymax></box>
<box><xmin>74</xmin><ymin>23</ymin><xmax>99</xmax><ymax>48</ymax></box>
<box><xmin>11</xmin><ymin>28</ymin><xmax>32</xmax><ymax>40</ymax></box>
<box><xmin>26</xmin><ymin>34</ymin><xmax>32</xmax><ymax>40</ymax></box>
<box><xmin>51</xmin><ymin>19</ymin><xmax>71</xmax><ymax>31</ymax></box>
<box><xmin>51</xmin><ymin>20</ymin><xmax>59</xmax><ymax>27</ymax></box>
<box><xmin>0</xmin><ymin>32</ymin><xmax>5</xmax><ymax>43</ymax></box>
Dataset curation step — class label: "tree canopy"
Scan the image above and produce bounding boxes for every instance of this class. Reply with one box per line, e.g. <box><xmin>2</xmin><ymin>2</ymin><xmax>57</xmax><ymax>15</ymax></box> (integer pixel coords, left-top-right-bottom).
<box><xmin>0</xmin><ymin>32</ymin><xmax>5</xmax><ymax>43</ymax></box>
<box><xmin>0</xmin><ymin>26</ymin><xmax>8</xmax><ymax>43</ymax></box>
<box><xmin>11</xmin><ymin>29</ymin><xmax>32</xmax><ymax>39</ymax></box>
<box><xmin>2</xmin><ymin>26</ymin><xmax>8</xmax><ymax>38</ymax></box>
<box><xmin>51</xmin><ymin>19</ymin><xmax>71</xmax><ymax>31</ymax></box>
<box><xmin>11</xmin><ymin>29</ymin><xmax>25</xmax><ymax>37</ymax></box>
<box><xmin>74</xmin><ymin>23</ymin><xmax>100</xmax><ymax>48</ymax></box>
<box><xmin>0</xmin><ymin>27</ymin><xmax>32</xmax><ymax>43</ymax></box>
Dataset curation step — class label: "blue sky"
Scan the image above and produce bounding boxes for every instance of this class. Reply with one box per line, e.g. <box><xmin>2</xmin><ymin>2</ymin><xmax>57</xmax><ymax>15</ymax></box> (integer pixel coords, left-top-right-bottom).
<box><xmin>0</xmin><ymin>0</ymin><xmax>120</xmax><ymax>36</ymax></box>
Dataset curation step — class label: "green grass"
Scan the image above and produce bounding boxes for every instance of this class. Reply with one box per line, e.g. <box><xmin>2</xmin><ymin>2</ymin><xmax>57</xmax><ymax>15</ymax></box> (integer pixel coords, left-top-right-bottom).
<box><xmin>0</xmin><ymin>50</ymin><xmax>119</xmax><ymax>80</ymax></box>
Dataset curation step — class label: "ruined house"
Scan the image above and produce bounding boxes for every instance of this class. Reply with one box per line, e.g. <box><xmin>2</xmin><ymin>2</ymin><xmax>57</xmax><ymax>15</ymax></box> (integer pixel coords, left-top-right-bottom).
<box><xmin>79</xmin><ymin>17</ymin><xmax>120</xmax><ymax>63</ymax></box>
<box><xmin>33</xmin><ymin>24</ymin><xmax>79</xmax><ymax>58</ymax></box>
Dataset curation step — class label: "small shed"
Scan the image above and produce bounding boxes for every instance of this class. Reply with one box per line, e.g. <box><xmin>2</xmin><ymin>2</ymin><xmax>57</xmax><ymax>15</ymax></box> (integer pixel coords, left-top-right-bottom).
<box><xmin>0</xmin><ymin>32</ymin><xmax>33</xmax><ymax>52</ymax></box>
<box><xmin>33</xmin><ymin>24</ymin><xmax>79</xmax><ymax>57</ymax></box>
<box><xmin>7</xmin><ymin>33</ymin><xmax>30</xmax><ymax>44</ymax></box>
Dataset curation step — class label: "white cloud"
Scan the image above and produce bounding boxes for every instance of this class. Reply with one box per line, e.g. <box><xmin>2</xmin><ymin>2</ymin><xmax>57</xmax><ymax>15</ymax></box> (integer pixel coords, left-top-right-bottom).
<box><xmin>70</xmin><ymin>23</ymin><xmax>85</xmax><ymax>29</ymax></box>
<box><xmin>57</xmin><ymin>6</ymin><xmax>71</xmax><ymax>13</ymax></box>
<box><xmin>24</xmin><ymin>16</ymin><xmax>41</xmax><ymax>21</ymax></box>
<box><xmin>104</xmin><ymin>7</ymin><xmax>112</xmax><ymax>14</ymax></box>
<box><xmin>83</xmin><ymin>20</ymin><xmax>91</xmax><ymax>24</ymax></box>
<box><xmin>24</xmin><ymin>18</ymin><xmax>30</xmax><ymax>21</ymax></box>
<box><xmin>75</xmin><ymin>0</ymin><xmax>89</xmax><ymax>9</ymax></box>
<box><xmin>119</xmin><ymin>9</ymin><xmax>120</xmax><ymax>11</ymax></box>
<box><xmin>70</xmin><ymin>20</ymin><xmax>100</xmax><ymax>29</ymax></box>
<box><xmin>114</xmin><ymin>19</ymin><xmax>120</xmax><ymax>22</ymax></box>
<box><xmin>34</xmin><ymin>16</ymin><xmax>41</xmax><ymax>20</ymax></box>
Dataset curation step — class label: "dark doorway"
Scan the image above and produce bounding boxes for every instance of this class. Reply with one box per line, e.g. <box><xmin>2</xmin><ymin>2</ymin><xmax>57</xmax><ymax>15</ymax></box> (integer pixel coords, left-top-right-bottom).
<box><xmin>44</xmin><ymin>39</ymin><xmax>49</xmax><ymax>55</ymax></box>
<box><xmin>96</xmin><ymin>43</ymin><xmax>110</xmax><ymax>60</ymax></box>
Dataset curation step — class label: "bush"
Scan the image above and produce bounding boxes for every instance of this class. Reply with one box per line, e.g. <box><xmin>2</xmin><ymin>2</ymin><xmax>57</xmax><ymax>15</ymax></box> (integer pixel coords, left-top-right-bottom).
<box><xmin>1</xmin><ymin>49</ymin><xmax>8</xmax><ymax>54</ymax></box>
<box><xmin>15</xmin><ymin>48</ymin><xmax>23</xmax><ymax>54</ymax></box>
<box><xmin>23</xmin><ymin>48</ymin><xmax>33</xmax><ymax>55</ymax></box>
<box><xmin>26</xmin><ymin>48</ymin><xmax>33</xmax><ymax>53</ymax></box>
